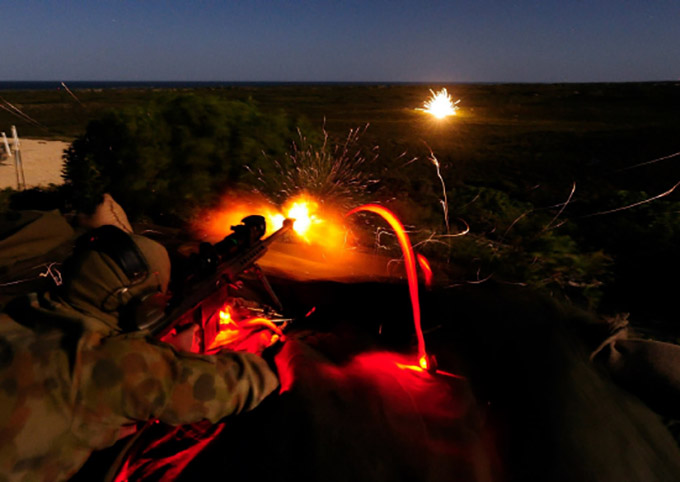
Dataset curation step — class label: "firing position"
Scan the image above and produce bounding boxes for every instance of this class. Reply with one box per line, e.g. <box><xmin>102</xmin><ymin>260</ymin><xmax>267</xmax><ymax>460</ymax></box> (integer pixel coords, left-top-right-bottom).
<box><xmin>0</xmin><ymin>195</ymin><xmax>280</xmax><ymax>481</ymax></box>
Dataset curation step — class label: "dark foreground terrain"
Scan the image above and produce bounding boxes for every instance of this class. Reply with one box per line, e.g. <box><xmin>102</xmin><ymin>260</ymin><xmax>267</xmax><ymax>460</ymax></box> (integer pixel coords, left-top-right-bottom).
<box><xmin>72</xmin><ymin>278</ymin><xmax>680</xmax><ymax>481</ymax></box>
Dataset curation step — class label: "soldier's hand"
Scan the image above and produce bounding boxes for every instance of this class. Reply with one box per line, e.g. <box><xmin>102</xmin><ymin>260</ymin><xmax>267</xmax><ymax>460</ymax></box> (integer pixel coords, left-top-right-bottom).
<box><xmin>163</xmin><ymin>324</ymin><xmax>201</xmax><ymax>353</ymax></box>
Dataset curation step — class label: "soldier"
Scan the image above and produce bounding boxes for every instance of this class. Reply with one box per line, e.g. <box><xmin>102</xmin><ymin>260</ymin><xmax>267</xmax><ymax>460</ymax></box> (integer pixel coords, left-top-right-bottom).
<box><xmin>0</xmin><ymin>197</ymin><xmax>280</xmax><ymax>481</ymax></box>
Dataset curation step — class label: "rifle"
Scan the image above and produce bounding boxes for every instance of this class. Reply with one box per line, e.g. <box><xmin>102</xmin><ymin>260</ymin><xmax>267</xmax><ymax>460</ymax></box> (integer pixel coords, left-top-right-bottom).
<box><xmin>100</xmin><ymin>215</ymin><xmax>293</xmax><ymax>482</ymax></box>
<box><xmin>129</xmin><ymin>215</ymin><xmax>294</xmax><ymax>348</ymax></box>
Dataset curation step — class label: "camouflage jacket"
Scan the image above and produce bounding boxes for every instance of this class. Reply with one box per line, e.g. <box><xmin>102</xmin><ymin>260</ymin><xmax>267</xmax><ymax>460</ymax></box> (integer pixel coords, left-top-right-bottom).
<box><xmin>0</xmin><ymin>295</ymin><xmax>279</xmax><ymax>482</ymax></box>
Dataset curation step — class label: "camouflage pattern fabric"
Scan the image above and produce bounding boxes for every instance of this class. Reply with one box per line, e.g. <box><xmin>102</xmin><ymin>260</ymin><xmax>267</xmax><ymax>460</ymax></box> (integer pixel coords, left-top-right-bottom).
<box><xmin>0</xmin><ymin>295</ymin><xmax>278</xmax><ymax>482</ymax></box>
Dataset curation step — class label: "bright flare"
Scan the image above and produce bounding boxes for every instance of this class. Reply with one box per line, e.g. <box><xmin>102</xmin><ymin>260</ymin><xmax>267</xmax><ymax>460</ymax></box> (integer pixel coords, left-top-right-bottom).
<box><xmin>276</xmin><ymin>198</ymin><xmax>319</xmax><ymax>238</ymax></box>
<box><xmin>196</xmin><ymin>192</ymin><xmax>346</xmax><ymax>251</ymax></box>
<box><xmin>269</xmin><ymin>194</ymin><xmax>346</xmax><ymax>249</ymax></box>
<box><xmin>417</xmin><ymin>88</ymin><xmax>460</xmax><ymax>119</ymax></box>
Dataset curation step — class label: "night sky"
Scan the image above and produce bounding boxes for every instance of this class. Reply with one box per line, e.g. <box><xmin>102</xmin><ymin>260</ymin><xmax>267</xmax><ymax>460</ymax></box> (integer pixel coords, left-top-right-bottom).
<box><xmin>2</xmin><ymin>0</ymin><xmax>679</xmax><ymax>82</ymax></box>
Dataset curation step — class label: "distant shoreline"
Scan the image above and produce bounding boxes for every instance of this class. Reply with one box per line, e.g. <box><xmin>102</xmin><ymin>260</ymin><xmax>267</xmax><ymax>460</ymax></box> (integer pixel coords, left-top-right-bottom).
<box><xmin>1</xmin><ymin>80</ymin><xmax>678</xmax><ymax>91</ymax></box>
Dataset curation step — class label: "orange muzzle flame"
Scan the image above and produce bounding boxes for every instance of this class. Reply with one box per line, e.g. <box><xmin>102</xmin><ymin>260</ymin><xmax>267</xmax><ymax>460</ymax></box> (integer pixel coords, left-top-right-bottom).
<box><xmin>346</xmin><ymin>204</ymin><xmax>430</xmax><ymax>370</ymax></box>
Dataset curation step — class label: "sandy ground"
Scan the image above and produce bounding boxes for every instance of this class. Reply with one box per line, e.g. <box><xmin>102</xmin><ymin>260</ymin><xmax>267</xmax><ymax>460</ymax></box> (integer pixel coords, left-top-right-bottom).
<box><xmin>0</xmin><ymin>138</ymin><xmax>70</xmax><ymax>190</ymax></box>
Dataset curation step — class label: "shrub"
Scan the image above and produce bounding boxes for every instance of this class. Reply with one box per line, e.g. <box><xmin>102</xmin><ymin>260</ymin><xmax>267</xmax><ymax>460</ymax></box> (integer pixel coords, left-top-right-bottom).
<box><xmin>399</xmin><ymin>185</ymin><xmax>612</xmax><ymax>308</ymax></box>
<box><xmin>62</xmin><ymin>94</ymin><xmax>300</xmax><ymax>224</ymax></box>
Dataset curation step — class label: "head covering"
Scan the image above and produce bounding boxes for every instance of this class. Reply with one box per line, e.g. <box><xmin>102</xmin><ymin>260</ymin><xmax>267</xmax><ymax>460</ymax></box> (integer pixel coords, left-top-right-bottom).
<box><xmin>58</xmin><ymin>230</ymin><xmax>171</xmax><ymax>332</ymax></box>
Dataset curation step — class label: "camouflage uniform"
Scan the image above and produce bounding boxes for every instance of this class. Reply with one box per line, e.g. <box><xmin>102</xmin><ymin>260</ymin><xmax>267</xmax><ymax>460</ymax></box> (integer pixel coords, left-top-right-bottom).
<box><xmin>0</xmin><ymin>212</ymin><xmax>279</xmax><ymax>482</ymax></box>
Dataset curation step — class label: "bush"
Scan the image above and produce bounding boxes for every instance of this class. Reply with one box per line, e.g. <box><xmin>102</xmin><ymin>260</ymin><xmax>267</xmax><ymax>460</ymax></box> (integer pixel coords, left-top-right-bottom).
<box><xmin>62</xmin><ymin>94</ymin><xmax>301</xmax><ymax>224</ymax></box>
<box><xmin>401</xmin><ymin>185</ymin><xmax>612</xmax><ymax>308</ymax></box>
<box><xmin>0</xmin><ymin>188</ymin><xmax>12</xmax><ymax>213</ymax></box>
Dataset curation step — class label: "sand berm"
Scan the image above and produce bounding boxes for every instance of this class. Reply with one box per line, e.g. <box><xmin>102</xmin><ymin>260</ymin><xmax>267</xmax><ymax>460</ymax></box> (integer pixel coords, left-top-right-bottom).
<box><xmin>0</xmin><ymin>139</ymin><xmax>70</xmax><ymax>190</ymax></box>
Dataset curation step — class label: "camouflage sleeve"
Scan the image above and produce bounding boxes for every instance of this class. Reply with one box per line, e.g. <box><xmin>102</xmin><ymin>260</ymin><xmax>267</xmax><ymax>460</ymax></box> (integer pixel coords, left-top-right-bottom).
<box><xmin>75</xmin><ymin>332</ymin><xmax>279</xmax><ymax>430</ymax></box>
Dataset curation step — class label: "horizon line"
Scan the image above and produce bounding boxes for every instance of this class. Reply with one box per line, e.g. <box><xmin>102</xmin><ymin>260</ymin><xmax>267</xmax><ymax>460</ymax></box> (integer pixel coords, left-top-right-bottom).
<box><xmin>1</xmin><ymin>79</ymin><xmax>678</xmax><ymax>86</ymax></box>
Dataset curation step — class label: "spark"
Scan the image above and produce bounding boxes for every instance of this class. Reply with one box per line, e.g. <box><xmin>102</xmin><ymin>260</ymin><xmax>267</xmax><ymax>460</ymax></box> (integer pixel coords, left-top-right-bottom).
<box><xmin>542</xmin><ymin>182</ymin><xmax>576</xmax><ymax>232</ymax></box>
<box><xmin>400</xmin><ymin>155</ymin><xmax>420</xmax><ymax>168</ymax></box>
<box><xmin>416</xmin><ymin>88</ymin><xmax>460</xmax><ymax>119</ymax></box>
<box><xmin>61</xmin><ymin>81</ymin><xmax>84</xmax><ymax>106</ymax></box>
<box><xmin>500</xmin><ymin>210</ymin><xmax>532</xmax><ymax>242</ymax></box>
<box><xmin>253</xmin><ymin>125</ymin><xmax>379</xmax><ymax>213</ymax></box>
<box><xmin>416</xmin><ymin>253</ymin><xmax>433</xmax><ymax>288</ymax></box>
<box><xmin>425</xmin><ymin>145</ymin><xmax>450</xmax><ymax>234</ymax></box>
<box><xmin>447</xmin><ymin>272</ymin><xmax>494</xmax><ymax>288</ymax></box>
<box><xmin>617</xmin><ymin>150</ymin><xmax>680</xmax><ymax>172</ymax></box>
<box><xmin>584</xmin><ymin>180</ymin><xmax>680</xmax><ymax>217</ymax></box>
<box><xmin>0</xmin><ymin>98</ymin><xmax>47</xmax><ymax>131</ymax></box>
<box><xmin>346</xmin><ymin>204</ymin><xmax>429</xmax><ymax>370</ymax></box>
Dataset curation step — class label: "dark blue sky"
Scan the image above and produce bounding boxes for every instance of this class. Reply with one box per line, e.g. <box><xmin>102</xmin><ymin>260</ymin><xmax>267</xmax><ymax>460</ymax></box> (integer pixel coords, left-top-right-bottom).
<box><xmin>2</xmin><ymin>0</ymin><xmax>679</xmax><ymax>82</ymax></box>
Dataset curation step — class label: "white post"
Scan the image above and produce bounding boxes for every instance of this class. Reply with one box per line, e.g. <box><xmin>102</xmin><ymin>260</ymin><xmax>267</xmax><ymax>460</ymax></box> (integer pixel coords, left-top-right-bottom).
<box><xmin>11</xmin><ymin>125</ymin><xmax>26</xmax><ymax>190</ymax></box>
<box><xmin>1</xmin><ymin>132</ymin><xmax>10</xmax><ymax>163</ymax></box>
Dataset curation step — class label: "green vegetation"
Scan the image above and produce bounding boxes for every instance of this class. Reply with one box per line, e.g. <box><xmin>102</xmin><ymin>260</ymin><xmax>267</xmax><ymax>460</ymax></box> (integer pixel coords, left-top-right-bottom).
<box><xmin>62</xmin><ymin>94</ymin><xmax>302</xmax><ymax>223</ymax></box>
<box><xmin>1</xmin><ymin>82</ymin><xmax>679</xmax><ymax>324</ymax></box>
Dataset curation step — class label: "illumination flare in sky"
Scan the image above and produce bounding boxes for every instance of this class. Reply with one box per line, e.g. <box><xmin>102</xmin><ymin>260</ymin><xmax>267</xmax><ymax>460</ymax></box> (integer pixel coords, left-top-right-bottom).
<box><xmin>417</xmin><ymin>88</ymin><xmax>460</xmax><ymax>119</ymax></box>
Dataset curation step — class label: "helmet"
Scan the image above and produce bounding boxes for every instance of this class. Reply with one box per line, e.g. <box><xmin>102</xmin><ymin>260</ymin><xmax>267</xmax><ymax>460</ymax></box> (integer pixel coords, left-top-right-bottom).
<box><xmin>59</xmin><ymin>225</ymin><xmax>171</xmax><ymax>333</ymax></box>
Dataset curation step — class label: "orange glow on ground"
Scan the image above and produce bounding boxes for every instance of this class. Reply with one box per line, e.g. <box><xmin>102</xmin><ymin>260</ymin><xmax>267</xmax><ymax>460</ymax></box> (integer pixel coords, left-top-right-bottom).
<box><xmin>346</xmin><ymin>204</ymin><xmax>429</xmax><ymax>369</ymax></box>
<box><xmin>416</xmin><ymin>88</ymin><xmax>460</xmax><ymax>119</ymax></box>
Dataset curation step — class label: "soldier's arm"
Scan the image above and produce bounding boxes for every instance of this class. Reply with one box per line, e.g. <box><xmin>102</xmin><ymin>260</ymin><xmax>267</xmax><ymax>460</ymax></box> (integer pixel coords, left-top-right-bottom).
<box><xmin>76</xmin><ymin>332</ymin><xmax>279</xmax><ymax>426</ymax></box>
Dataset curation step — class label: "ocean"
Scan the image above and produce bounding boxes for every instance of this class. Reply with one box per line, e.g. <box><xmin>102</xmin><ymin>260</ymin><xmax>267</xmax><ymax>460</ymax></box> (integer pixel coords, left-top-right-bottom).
<box><xmin>0</xmin><ymin>81</ymin><xmax>429</xmax><ymax>91</ymax></box>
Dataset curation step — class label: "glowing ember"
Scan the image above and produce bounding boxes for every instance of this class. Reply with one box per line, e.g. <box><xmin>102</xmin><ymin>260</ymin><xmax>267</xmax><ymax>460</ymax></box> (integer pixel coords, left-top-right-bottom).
<box><xmin>417</xmin><ymin>88</ymin><xmax>460</xmax><ymax>119</ymax></box>
<box><xmin>209</xmin><ymin>307</ymin><xmax>241</xmax><ymax>349</ymax></box>
<box><xmin>346</xmin><ymin>204</ymin><xmax>430</xmax><ymax>370</ymax></box>
<box><xmin>219</xmin><ymin>309</ymin><xmax>232</xmax><ymax>323</ymax></box>
<box><xmin>416</xmin><ymin>253</ymin><xmax>433</xmax><ymax>288</ymax></box>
